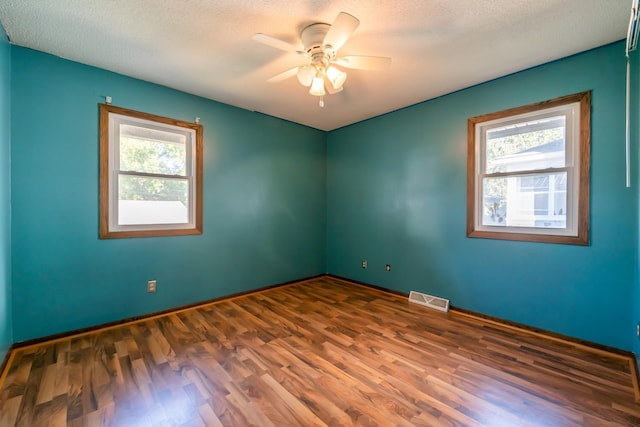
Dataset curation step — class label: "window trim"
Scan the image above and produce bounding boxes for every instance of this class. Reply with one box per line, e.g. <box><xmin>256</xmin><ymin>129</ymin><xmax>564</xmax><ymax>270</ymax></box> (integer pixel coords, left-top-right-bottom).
<box><xmin>466</xmin><ymin>91</ymin><xmax>590</xmax><ymax>245</ymax></box>
<box><xmin>99</xmin><ymin>104</ymin><xmax>203</xmax><ymax>239</ymax></box>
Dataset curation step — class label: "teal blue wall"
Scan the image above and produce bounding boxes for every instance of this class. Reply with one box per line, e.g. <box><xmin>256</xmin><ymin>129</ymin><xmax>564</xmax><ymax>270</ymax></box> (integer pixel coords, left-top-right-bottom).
<box><xmin>634</xmin><ymin>47</ymin><xmax>640</xmax><ymax>359</ymax></box>
<box><xmin>11</xmin><ymin>47</ymin><xmax>326</xmax><ymax>342</ymax></box>
<box><xmin>7</xmin><ymin>41</ymin><xmax>640</xmax><ymax>352</ymax></box>
<box><xmin>326</xmin><ymin>41</ymin><xmax>638</xmax><ymax>351</ymax></box>
<box><xmin>0</xmin><ymin>24</ymin><xmax>12</xmax><ymax>359</ymax></box>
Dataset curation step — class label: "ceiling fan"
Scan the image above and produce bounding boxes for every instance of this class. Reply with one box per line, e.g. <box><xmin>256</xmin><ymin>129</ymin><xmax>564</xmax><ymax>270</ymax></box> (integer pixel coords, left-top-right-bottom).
<box><xmin>252</xmin><ymin>12</ymin><xmax>391</xmax><ymax>107</ymax></box>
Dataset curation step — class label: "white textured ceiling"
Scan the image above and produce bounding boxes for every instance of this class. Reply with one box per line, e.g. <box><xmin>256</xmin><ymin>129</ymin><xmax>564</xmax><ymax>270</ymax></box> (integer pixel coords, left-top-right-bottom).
<box><xmin>0</xmin><ymin>0</ymin><xmax>630</xmax><ymax>130</ymax></box>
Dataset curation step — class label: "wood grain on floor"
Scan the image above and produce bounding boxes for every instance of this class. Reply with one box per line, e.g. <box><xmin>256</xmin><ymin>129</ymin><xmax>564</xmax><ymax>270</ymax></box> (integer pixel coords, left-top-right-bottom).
<box><xmin>0</xmin><ymin>276</ymin><xmax>638</xmax><ymax>426</ymax></box>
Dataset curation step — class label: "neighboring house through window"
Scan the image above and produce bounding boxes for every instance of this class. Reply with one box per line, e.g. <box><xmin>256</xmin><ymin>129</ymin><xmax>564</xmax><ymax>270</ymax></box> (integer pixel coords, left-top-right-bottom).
<box><xmin>467</xmin><ymin>91</ymin><xmax>590</xmax><ymax>245</ymax></box>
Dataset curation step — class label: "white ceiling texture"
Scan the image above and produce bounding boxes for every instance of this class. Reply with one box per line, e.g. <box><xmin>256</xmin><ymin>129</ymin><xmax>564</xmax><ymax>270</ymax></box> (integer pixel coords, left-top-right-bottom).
<box><xmin>0</xmin><ymin>0</ymin><xmax>631</xmax><ymax>131</ymax></box>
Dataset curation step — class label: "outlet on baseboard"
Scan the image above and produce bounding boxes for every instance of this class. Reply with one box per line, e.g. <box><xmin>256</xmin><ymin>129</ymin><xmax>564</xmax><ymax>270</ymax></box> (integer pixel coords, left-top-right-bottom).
<box><xmin>148</xmin><ymin>280</ymin><xmax>157</xmax><ymax>293</ymax></box>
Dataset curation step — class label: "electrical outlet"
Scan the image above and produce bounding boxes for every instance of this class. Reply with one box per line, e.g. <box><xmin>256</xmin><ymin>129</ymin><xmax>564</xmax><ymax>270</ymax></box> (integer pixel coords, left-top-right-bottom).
<box><xmin>362</xmin><ymin>259</ymin><xmax>367</xmax><ymax>269</ymax></box>
<box><xmin>637</xmin><ymin>322</ymin><xmax>640</xmax><ymax>338</ymax></box>
<box><xmin>148</xmin><ymin>280</ymin><xmax>156</xmax><ymax>293</ymax></box>
<box><xmin>385</xmin><ymin>264</ymin><xmax>391</xmax><ymax>271</ymax></box>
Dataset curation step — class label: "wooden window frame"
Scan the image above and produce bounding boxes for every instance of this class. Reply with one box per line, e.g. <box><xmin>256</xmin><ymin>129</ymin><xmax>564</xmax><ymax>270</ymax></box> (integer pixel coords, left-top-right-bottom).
<box><xmin>99</xmin><ymin>104</ymin><xmax>203</xmax><ymax>239</ymax></box>
<box><xmin>467</xmin><ymin>91</ymin><xmax>590</xmax><ymax>245</ymax></box>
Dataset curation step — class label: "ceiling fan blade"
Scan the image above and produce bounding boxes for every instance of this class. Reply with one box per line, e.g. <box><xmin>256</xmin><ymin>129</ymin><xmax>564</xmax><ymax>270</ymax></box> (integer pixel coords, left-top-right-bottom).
<box><xmin>323</xmin><ymin>12</ymin><xmax>360</xmax><ymax>52</ymax></box>
<box><xmin>267</xmin><ymin>67</ymin><xmax>299</xmax><ymax>83</ymax></box>
<box><xmin>334</xmin><ymin>55</ymin><xmax>391</xmax><ymax>71</ymax></box>
<box><xmin>252</xmin><ymin>33</ymin><xmax>304</xmax><ymax>54</ymax></box>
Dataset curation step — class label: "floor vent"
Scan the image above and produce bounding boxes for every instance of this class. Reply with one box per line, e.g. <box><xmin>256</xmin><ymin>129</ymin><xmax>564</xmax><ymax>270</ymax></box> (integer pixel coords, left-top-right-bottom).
<box><xmin>408</xmin><ymin>291</ymin><xmax>450</xmax><ymax>312</ymax></box>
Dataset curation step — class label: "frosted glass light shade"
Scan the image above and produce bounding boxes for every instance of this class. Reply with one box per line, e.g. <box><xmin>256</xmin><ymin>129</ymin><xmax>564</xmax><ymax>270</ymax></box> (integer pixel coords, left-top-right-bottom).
<box><xmin>297</xmin><ymin>65</ymin><xmax>315</xmax><ymax>87</ymax></box>
<box><xmin>326</xmin><ymin>66</ymin><xmax>347</xmax><ymax>90</ymax></box>
<box><xmin>309</xmin><ymin>76</ymin><xmax>325</xmax><ymax>96</ymax></box>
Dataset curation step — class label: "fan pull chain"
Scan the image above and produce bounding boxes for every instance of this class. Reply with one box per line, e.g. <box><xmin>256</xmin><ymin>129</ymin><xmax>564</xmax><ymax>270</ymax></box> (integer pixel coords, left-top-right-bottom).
<box><xmin>319</xmin><ymin>96</ymin><xmax>325</xmax><ymax>107</ymax></box>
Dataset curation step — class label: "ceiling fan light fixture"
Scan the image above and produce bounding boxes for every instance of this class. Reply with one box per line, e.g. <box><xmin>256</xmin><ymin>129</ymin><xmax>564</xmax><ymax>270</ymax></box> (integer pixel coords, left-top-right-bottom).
<box><xmin>309</xmin><ymin>75</ymin><xmax>325</xmax><ymax>96</ymax></box>
<box><xmin>297</xmin><ymin>65</ymin><xmax>315</xmax><ymax>87</ymax></box>
<box><xmin>326</xmin><ymin>66</ymin><xmax>347</xmax><ymax>90</ymax></box>
<box><xmin>254</xmin><ymin>12</ymin><xmax>390</xmax><ymax>107</ymax></box>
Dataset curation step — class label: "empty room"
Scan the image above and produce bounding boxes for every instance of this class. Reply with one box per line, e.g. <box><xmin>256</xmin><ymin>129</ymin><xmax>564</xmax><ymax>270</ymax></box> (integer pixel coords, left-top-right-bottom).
<box><xmin>0</xmin><ymin>0</ymin><xmax>640</xmax><ymax>426</ymax></box>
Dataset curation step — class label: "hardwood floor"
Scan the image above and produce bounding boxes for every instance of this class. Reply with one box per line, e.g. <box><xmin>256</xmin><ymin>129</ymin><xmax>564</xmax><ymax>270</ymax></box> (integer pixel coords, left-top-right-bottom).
<box><xmin>0</xmin><ymin>276</ymin><xmax>639</xmax><ymax>426</ymax></box>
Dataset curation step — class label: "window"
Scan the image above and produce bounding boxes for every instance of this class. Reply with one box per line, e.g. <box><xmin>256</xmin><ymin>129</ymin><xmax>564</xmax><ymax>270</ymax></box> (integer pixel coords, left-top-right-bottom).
<box><xmin>99</xmin><ymin>104</ymin><xmax>203</xmax><ymax>238</ymax></box>
<box><xmin>467</xmin><ymin>91</ymin><xmax>590</xmax><ymax>245</ymax></box>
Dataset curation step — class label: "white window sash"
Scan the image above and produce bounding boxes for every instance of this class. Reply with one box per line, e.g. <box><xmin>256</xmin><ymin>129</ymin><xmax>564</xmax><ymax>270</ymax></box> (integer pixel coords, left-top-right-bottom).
<box><xmin>474</xmin><ymin>103</ymin><xmax>581</xmax><ymax>237</ymax></box>
<box><xmin>107</xmin><ymin>112</ymin><xmax>197</xmax><ymax>232</ymax></box>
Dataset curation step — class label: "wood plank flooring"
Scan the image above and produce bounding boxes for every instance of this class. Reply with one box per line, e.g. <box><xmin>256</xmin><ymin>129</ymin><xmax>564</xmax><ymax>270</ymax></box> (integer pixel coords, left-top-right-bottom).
<box><xmin>0</xmin><ymin>276</ymin><xmax>639</xmax><ymax>426</ymax></box>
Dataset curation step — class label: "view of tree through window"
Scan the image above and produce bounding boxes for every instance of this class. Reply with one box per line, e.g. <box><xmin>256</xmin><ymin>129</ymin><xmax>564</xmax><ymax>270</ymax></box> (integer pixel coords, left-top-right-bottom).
<box><xmin>99</xmin><ymin>104</ymin><xmax>203</xmax><ymax>239</ymax></box>
<box><xmin>119</xmin><ymin>132</ymin><xmax>188</xmax><ymax>205</ymax></box>
<box><xmin>485</xmin><ymin>122</ymin><xmax>564</xmax><ymax>173</ymax></box>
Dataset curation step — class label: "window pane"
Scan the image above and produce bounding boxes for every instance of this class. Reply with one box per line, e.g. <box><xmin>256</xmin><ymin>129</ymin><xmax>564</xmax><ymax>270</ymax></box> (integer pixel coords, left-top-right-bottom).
<box><xmin>468</xmin><ymin>92</ymin><xmax>589</xmax><ymax>244</ymax></box>
<box><xmin>118</xmin><ymin>175</ymin><xmax>188</xmax><ymax>225</ymax></box>
<box><xmin>100</xmin><ymin>104</ymin><xmax>203</xmax><ymax>238</ymax></box>
<box><xmin>482</xmin><ymin>172</ymin><xmax>567</xmax><ymax>229</ymax></box>
<box><xmin>482</xmin><ymin>176</ymin><xmax>508</xmax><ymax>226</ymax></box>
<box><xmin>485</xmin><ymin>116</ymin><xmax>565</xmax><ymax>173</ymax></box>
<box><xmin>518</xmin><ymin>175</ymin><xmax>549</xmax><ymax>192</ymax></box>
<box><xmin>119</xmin><ymin>125</ymin><xmax>186</xmax><ymax>175</ymax></box>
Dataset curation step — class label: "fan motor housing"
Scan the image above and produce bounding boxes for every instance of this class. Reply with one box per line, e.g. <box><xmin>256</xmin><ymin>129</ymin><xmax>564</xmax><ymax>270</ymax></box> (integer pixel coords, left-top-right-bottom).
<box><xmin>301</xmin><ymin>23</ymin><xmax>331</xmax><ymax>58</ymax></box>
